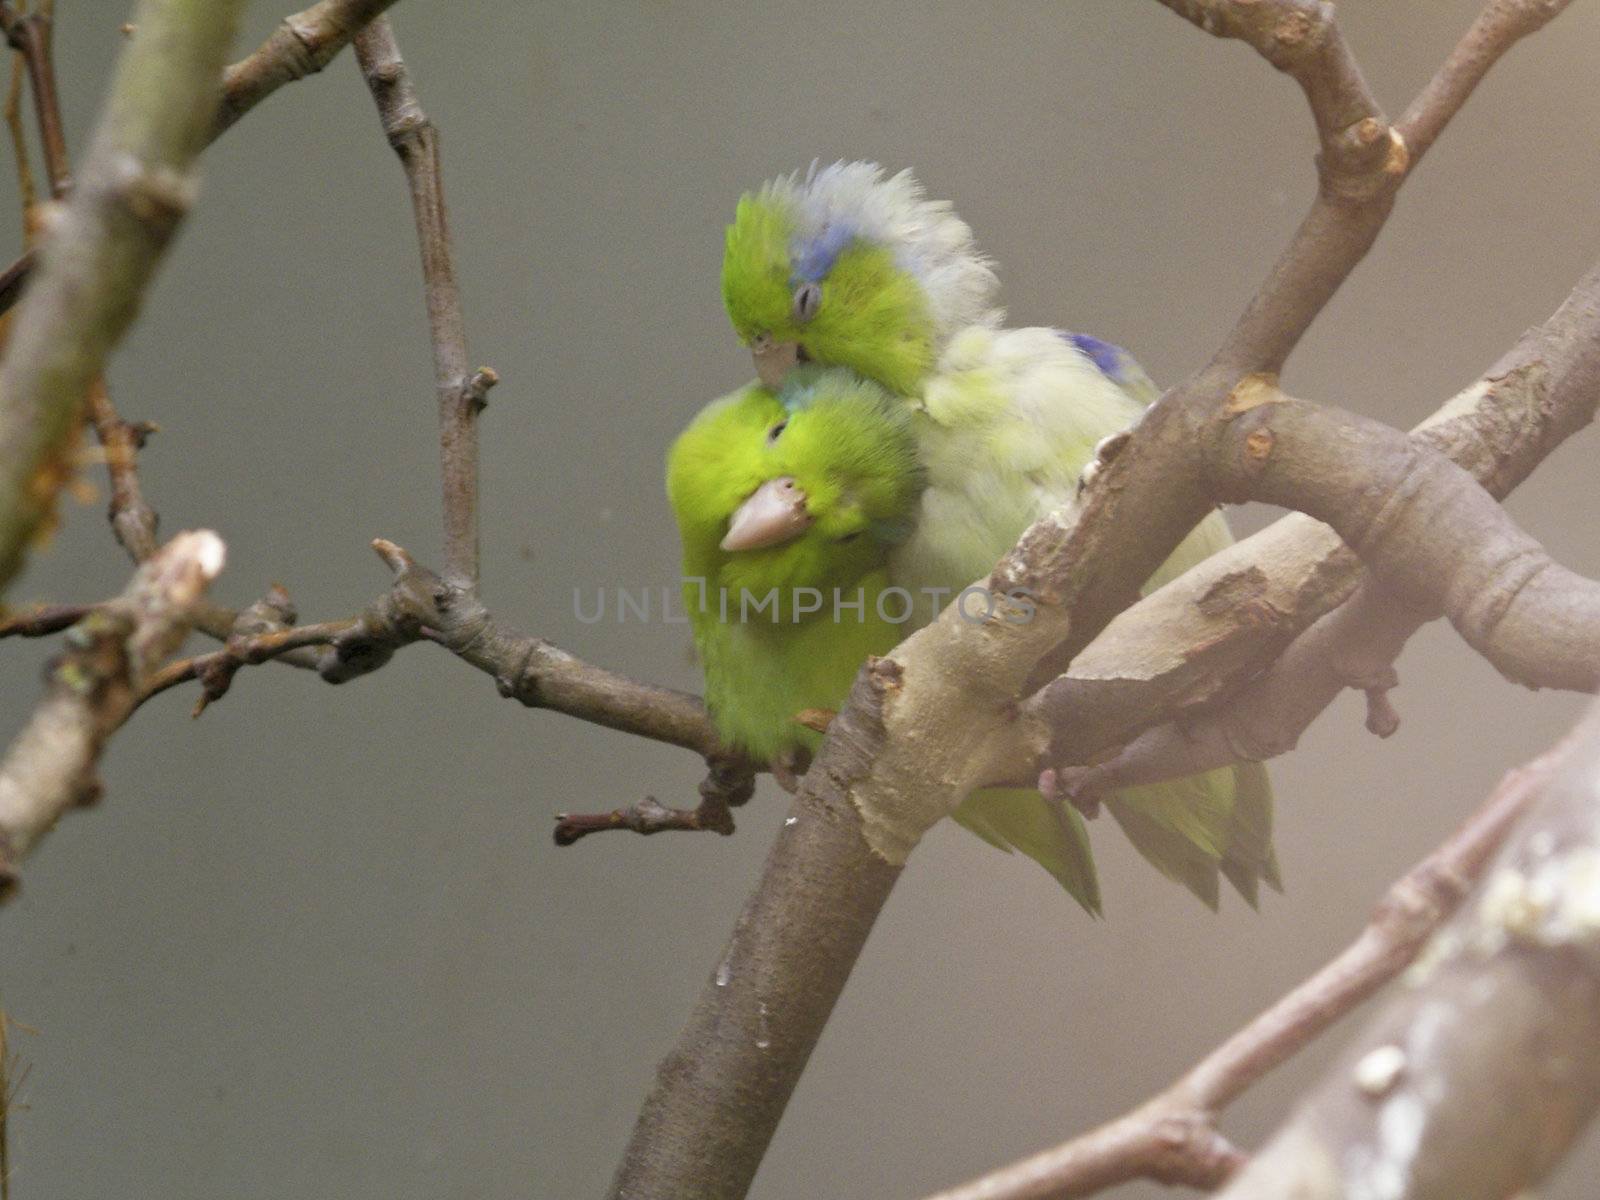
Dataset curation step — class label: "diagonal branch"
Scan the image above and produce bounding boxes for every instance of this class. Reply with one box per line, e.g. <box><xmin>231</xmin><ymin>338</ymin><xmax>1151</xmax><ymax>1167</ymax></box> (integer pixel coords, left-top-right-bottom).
<box><xmin>1153</xmin><ymin>0</ymin><xmax>1385</xmax><ymax>175</ymax></box>
<box><xmin>0</xmin><ymin>0</ymin><xmax>407</xmax><ymax>317</ymax></box>
<box><xmin>1044</xmin><ymin>578</ymin><xmax>1425</xmax><ymax>804</ymax></box>
<box><xmin>1</xmin><ymin>0</ymin><xmax>162</xmax><ymax>566</ymax></box>
<box><xmin>927</xmin><ymin>733</ymin><xmax>1561</xmax><ymax>1200</ymax></box>
<box><xmin>0</xmin><ymin>0</ymin><xmax>246</xmax><ymax>595</ymax></box>
<box><xmin>1218</xmin><ymin>701</ymin><xmax>1600</xmax><ymax>1199</ymax></box>
<box><xmin>215</xmin><ymin>0</ymin><xmax>400</xmax><ymax>135</ymax></box>
<box><xmin>0</xmin><ymin>530</ymin><xmax>225</xmax><ymax>899</ymax></box>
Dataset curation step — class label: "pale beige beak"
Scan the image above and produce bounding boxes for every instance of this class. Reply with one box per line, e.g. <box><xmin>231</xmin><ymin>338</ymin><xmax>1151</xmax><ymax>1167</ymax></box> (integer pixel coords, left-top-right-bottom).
<box><xmin>721</xmin><ymin>476</ymin><xmax>812</xmax><ymax>551</ymax></box>
<box><xmin>752</xmin><ymin>338</ymin><xmax>801</xmax><ymax>388</ymax></box>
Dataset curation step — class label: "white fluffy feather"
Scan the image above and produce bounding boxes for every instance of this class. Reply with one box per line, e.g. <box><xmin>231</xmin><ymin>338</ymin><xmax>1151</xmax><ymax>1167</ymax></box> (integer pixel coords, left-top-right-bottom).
<box><xmin>763</xmin><ymin>161</ymin><xmax>1003</xmax><ymax>346</ymax></box>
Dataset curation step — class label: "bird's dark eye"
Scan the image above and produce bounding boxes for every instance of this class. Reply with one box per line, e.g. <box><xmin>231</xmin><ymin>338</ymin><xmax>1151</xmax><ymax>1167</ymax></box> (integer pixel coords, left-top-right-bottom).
<box><xmin>766</xmin><ymin>420</ymin><xmax>788</xmax><ymax>444</ymax></box>
<box><xmin>838</xmin><ymin>531</ymin><xmax>862</xmax><ymax>543</ymax></box>
<box><xmin>792</xmin><ymin>282</ymin><xmax>822</xmax><ymax>324</ymax></box>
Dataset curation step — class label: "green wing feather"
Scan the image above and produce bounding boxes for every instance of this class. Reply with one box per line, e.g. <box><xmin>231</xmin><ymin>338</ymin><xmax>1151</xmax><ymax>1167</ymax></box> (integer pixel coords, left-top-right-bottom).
<box><xmin>886</xmin><ymin>327</ymin><xmax>1278</xmax><ymax>909</ymax></box>
<box><xmin>953</xmin><ymin>788</ymin><xmax>1101</xmax><ymax>915</ymax></box>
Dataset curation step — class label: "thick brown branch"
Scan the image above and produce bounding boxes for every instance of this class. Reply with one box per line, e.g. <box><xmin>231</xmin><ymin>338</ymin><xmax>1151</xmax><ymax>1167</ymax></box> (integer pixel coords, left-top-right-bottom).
<box><xmin>931</xmin><ymin>742</ymin><xmax>1556</xmax><ymax>1200</ymax></box>
<box><xmin>1219</xmin><ymin>703</ymin><xmax>1600</xmax><ymax>1199</ymax></box>
<box><xmin>215</xmin><ymin>0</ymin><xmax>400</xmax><ymax>135</ymax></box>
<box><xmin>353</xmin><ymin>19</ymin><xmax>490</xmax><ymax>588</ymax></box>
<box><xmin>0</xmin><ymin>0</ymin><xmax>245</xmax><ymax>594</ymax></box>
<box><xmin>0</xmin><ymin>530</ymin><xmax>224</xmax><ymax>899</ymax></box>
<box><xmin>1211</xmin><ymin>393</ymin><xmax>1600</xmax><ymax>691</ymax></box>
<box><xmin>611</xmin><ymin>659</ymin><xmax>910</xmax><ymax>1200</ymax></box>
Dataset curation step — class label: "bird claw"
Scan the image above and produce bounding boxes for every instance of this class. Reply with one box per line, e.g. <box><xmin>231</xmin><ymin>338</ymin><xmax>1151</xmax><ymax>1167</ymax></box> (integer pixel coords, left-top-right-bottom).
<box><xmin>770</xmin><ymin>746</ymin><xmax>812</xmax><ymax>794</ymax></box>
<box><xmin>1039</xmin><ymin>765</ymin><xmax>1103</xmax><ymax>819</ymax></box>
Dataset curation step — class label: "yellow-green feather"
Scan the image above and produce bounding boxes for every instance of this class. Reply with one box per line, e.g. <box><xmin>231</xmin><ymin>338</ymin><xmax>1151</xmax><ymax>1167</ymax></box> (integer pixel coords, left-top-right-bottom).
<box><xmin>719</xmin><ymin>175</ymin><xmax>1278</xmax><ymax>913</ymax></box>
<box><xmin>667</xmin><ymin>372</ymin><xmax>922</xmax><ymax>766</ymax></box>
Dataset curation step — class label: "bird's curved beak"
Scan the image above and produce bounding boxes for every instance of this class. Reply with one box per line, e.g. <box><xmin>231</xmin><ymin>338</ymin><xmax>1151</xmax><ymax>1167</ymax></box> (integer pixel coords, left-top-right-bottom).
<box><xmin>752</xmin><ymin>337</ymin><xmax>801</xmax><ymax>388</ymax></box>
<box><xmin>721</xmin><ymin>476</ymin><xmax>812</xmax><ymax>551</ymax></box>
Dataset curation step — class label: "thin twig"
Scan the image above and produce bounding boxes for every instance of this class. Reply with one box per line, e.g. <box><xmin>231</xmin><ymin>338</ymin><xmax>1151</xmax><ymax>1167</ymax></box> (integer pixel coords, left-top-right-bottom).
<box><xmin>354</xmin><ymin>18</ymin><xmax>494</xmax><ymax>588</ymax></box>
<box><xmin>0</xmin><ymin>599</ymin><xmax>92</xmax><ymax>637</ymax></box>
<box><xmin>3</xmin><ymin>37</ymin><xmax>35</xmax><ymax>226</ymax></box>
<box><xmin>930</xmin><ymin>745</ymin><xmax>1556</xmax><ymax>1200</ymax></box>
<box><xmin>215</xmin><ymin>0</ymin><xmax>400</xmax><ymax>135</ymax></box>
<box><xmin>1397</xmin><ymin>0</ymin><xmax>1577</xmax><ymax>165</ymax></box>
<box><xmin>84</xmin><ymin>380</ymin><xmax>158</xmax><ymax>562</ymax></box>
<box><xmin>0</xmin><ymin>0</ymin><xmax>405</xmax><ymax>316</ymax></box>
<box><xmin>0</xmin><ymin>0</ymin><xmax>69</xmax><ymax>198</ymax></box>
<box><xmin>554</xmin><ymin>759</ymin><xmax>756</xmax><ymax>845</ymax></box>
<box><xmin>142</xmin><ymin>619</ymin><xmax>353</xmax><ymax>715</ymax></box>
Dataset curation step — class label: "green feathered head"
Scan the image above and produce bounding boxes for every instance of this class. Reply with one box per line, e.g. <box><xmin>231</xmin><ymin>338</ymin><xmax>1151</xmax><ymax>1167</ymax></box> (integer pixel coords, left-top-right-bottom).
<box><xmin>667</xmin><ymin>367</ymin><xmax>923</xmax><ymax>613</ymax></box>
<box><xmin>721</xmin><ymin>162</ymin><xmax>1001</xmax><ymax>398</ymax></box>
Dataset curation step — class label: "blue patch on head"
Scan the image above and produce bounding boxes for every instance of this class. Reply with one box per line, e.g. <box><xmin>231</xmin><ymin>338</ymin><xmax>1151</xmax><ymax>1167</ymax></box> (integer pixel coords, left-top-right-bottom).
<box><xmin>790</xmin><ymin>222</ymin><xmax>857</xmax><ymax>284</ymax></box>
<box><xmin>1061</xmin><ymin>331</ymin><xmax>1127</xmax><ymax>381</ymax></box>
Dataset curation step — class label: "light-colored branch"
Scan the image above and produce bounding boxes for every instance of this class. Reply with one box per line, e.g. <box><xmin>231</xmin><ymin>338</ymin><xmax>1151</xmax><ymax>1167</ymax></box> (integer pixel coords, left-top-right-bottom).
<box><xmin>1219</xmin><ymin>701</ymin><xmax>1600</xmax><ymax>1199</ymax></box>
<box><xmin>1046</xmin><ymin>579</ymin><xmax>1424</xmax><ymax>802</ymax></box>
<box><xmin>215</xmin><ymin>0</ymin><xmax>399</xmax><ymax>135</ymax></box>
<box><xmin>353</xmin><ymin>18</ymin><xmax>492</xmax><ymax>588</ymax></box>
<box><xmin>0</xmin><ymin>0</ymin><xmax>245</xmax><ymax>594</ymax></box>
<box><xmin>928</xmin><ymin>735</ymin><xmax>1560</xmax><ymax>1200</ymax></box>
<box><xmin>1015</xmin><ymin>255</ymin><xmax>1600</xmax><ymax>781</ymax></box>
<box><xmin>1210</xmin><ymin>393</ymin><xmax>1600</xmax><ymax>691</ymax></box>
<box><xmin>0</xmin><ymin>530</ymin><xmax>225</xmax><ymax>898</ymax></box>
<box><xmin>0</xmin><ymin>0</ymin><xmax>166</xmax><ymax>568</ymax></box>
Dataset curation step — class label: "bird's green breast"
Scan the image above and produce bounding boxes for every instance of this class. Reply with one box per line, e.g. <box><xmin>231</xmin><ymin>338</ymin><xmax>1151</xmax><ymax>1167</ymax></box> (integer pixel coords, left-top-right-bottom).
<box><xmin>690</xmin><ymin>568</ymin><xmax>903</xmax><ymax>763</ymax></box>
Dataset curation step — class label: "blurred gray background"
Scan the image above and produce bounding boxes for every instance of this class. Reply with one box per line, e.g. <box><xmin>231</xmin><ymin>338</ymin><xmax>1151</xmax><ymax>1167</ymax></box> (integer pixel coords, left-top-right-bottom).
<box><xmin>4</xmin><ymin>2</ymin><xmax>1599</xmax><ymax>1197</ymax></box>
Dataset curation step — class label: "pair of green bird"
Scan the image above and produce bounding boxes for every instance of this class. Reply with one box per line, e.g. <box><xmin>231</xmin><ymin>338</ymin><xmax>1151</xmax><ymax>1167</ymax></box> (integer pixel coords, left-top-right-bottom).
<box><xmin>667</xmin><ymin>163</ymin><xmax>1277</xmax><ymax>914</ymax></box>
